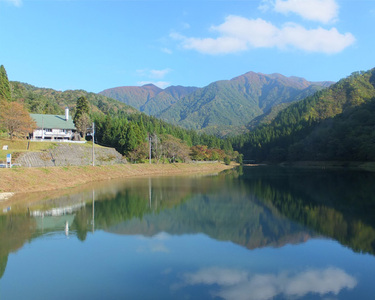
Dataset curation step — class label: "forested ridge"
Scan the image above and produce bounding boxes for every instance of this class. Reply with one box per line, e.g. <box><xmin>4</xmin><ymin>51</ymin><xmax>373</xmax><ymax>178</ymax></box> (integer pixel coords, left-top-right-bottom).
<box><xmin>231</xmin><ymin>68</ymin><xmax>375</xmax><ymax>162</ymax></box>
<box><xmin>101</xmin><ymin>72</ymin><xmax>331</xmax><ymax>136</ymax></box>
<box><xmin>92</xmin><ymin>111</ymin><xmax>236</xmax><ymax>163</ymax></box>
<box><xmin>1</xmin><ymin>64</ymin><xmax>375</xmax><ymax>164</ymax></box>
<box><xmin>10</xmin><ymin>81</ymin><xmax>137</xmax><ymax>116</ymax></box>
<box><xmin>0</xmin><ymin>65</ymin><xmax>237</xmax><ymax>163</ymax></box>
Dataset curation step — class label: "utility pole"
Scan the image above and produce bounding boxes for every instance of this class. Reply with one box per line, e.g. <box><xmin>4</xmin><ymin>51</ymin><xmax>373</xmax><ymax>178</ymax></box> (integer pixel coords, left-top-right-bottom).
<box><xmin>92</xmin><ymin>122</ymin><xmax>95</xmax><ymax>166</ymax></box>
<box><xmin>149</xmin><ymin>134</ymin><xmax>152</xmax><ymax>164</ymax></box>
<box><xmin>92</xmin><ymin>190</ymin><xmax>95</xmax><ymax>233</ymax></box>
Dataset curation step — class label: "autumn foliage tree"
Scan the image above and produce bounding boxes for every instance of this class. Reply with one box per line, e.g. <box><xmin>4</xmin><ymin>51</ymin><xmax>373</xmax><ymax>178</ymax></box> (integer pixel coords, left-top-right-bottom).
<box><xmin>161</xmin><ymin>135</ymin><xmax>191</xmax><ymax>163</ymax></box>
<box><xmin>0</xmin><ymin>101</ymin><xmax>36</xmax><ymax>139</ymax></box>
<box><xmin>190</xmin><ymin>145</ymin><xmax>226</xmax><ymax>161</ymax></box>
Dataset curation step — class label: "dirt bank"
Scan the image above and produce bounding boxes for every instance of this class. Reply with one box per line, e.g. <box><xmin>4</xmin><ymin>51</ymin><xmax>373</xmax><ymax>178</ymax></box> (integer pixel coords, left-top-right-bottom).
<box><xmin>0</xmin><ymin>163</ymin><xmax>234</xmax><ymax>195</ymax></box>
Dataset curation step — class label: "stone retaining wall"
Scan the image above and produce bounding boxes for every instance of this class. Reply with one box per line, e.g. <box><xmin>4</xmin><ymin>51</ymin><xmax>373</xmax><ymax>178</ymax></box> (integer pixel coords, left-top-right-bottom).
<box><xmin>15</xmin><ymin>144</ymin><xmax>126</xmax><ymax>167</ymax></box>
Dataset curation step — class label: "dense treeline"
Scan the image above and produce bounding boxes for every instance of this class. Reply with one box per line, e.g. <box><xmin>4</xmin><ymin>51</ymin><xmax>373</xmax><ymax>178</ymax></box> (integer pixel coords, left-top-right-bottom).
<box><xmin>93</xmin><ymin>111</ymin><xmax>237</xmax><ymax>162</ymax></box>
<box><xmin>240</xmin><ymin>167</ymin><xmax>375</xmax><ymax>254</ymax></box>
<box><xmin>10</xmin><ymin>81</ymin><xmax>137</xmax><ymax>116</ymax></box>
<box><xmin>0</xmin><ymin>66</ymin><xmax>36</xmax><ymax>139</ymax></box>
<box><xmin>231</xmin><ymin>68</ymin><xmax>375</xmax><ymax>162</ymax></box>
<box><xmin>3</xmin><ymin>63</ymin><xmax>375</xmax><ymax>163</ymax></box>
<box><xmin>0</xmin><ymin>65</ymin><xmax>237</xmax><ymax>162</ymax></box>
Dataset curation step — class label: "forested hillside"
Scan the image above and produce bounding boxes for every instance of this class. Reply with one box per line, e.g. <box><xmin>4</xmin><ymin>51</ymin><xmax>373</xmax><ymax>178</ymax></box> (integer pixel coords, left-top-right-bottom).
<box><xmin>10</xmin><ymin>81</ymin><xmax>137</xmax><ymax>116</ymax></box>
<box><xmin>157</xmin><ymin>72</ymin><xmax>331</xmax><ymax>135</ymax></box>
<box><xmin>3</xmin><ymin>64</ymin><xmax>375</xmax><ymax>164</ymax></box>
<box><xmin>92</xmin><ymin>112</ymin><xmax>236</xmax><ymax>163</ymax></box>
<box><xmin>99</xmin><ymin>84</ymin><xmax>198</xmax><ymax>115</ymax></box>
<box><xmin>100</xmin><ymin>72</ymin><xmax>332</xmax><ymax>136</ymax></box>
<box><xmin>231</xmin><ymin>68</ymin><xmax>375</xmax><ymax>162</ymax></box>
<box><xmin>1</xmin><ymin>65</ymin><xmax>237</xmax><ymax>163</ymax></box>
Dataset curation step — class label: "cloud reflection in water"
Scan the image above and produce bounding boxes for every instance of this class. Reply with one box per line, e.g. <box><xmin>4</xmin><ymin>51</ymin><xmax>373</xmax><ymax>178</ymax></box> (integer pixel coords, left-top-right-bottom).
<box><xmin>180</xmin><ymin>267</ymin><xmax>357</xmax><ymax>300</ymax></box>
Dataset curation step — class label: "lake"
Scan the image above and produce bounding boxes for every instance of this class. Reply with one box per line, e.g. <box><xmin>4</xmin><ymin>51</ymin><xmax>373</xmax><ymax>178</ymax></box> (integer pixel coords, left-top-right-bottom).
<box><xmin>1</xmin><ymin>166</ymin><xmax>375</xmax><ymax>299</ymax></box>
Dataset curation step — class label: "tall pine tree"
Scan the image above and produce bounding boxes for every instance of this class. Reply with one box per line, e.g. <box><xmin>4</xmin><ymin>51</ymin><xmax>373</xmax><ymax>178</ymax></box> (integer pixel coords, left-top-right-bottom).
<box><xmin>73</xmin><ymin>96</ymin><xmax>91</xmax><ymax>138</ymax></box>
<box><xmin>0</xmin><ymin>65</ymin><xmax>11</xmax><ymax>104</ymax></box>
<box><xmin>73</xmin><ymin>96</ymin><xmax>90</xmax><ymax>123</ymax></box>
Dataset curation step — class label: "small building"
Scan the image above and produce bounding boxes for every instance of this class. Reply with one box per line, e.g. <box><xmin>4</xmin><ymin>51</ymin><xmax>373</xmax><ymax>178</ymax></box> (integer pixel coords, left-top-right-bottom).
<box><xmin>30</xmin><ymin>107</ymin><xmax>76</xmax><ymax>141</ymax></box>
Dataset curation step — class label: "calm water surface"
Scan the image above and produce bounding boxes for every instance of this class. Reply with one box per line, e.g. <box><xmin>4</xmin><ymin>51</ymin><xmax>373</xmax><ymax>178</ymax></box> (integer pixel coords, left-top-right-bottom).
<box><xmin>1</xmin><ymin>166</ymin><xmax>375</xmax><ymax>299</ymax></box>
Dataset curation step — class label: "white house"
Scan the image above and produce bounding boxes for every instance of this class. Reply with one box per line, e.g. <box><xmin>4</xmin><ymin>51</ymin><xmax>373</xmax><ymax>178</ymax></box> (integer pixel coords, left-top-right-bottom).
<box><xmin>30</xmin><ymin>107</ymin><xmax>76</xmax><ymax>141</ymax></box>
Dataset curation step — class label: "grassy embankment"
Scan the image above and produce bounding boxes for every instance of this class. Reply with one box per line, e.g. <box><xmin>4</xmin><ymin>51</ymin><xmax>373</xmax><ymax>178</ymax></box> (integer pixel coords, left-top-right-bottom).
<box><xmin>0</xmin><ymin>137</ymin><xmax>235</xmax><ymax>197</ymax></box>
<box><xmin>0</xmin><ymin>163</ymin><xmax>234</xmax><ymax>194</ymax></box>
<box><xmin>0</xmin><ymin>137</ymin><xmax>101</xmax><ymax>162</ymax></box>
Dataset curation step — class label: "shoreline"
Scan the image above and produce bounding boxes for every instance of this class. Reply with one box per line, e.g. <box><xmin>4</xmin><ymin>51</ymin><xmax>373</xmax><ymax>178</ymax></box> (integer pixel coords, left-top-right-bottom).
<box><xmin>0</xmin><ymin>163</ymin><xmax>235</xmax><ymax>199</ymax></box>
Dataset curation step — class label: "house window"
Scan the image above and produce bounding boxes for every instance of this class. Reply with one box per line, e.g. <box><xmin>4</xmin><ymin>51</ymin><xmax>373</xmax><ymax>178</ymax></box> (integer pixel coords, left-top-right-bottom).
<box><xmin>45</xmin><ymin>129</ymin><xmax>52</xmax><ymax>132</ymax></box>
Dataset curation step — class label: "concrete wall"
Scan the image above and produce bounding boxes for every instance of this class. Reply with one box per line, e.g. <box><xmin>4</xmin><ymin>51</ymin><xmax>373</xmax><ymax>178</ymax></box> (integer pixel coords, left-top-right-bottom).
<box><xmin>15</xmin><ymin>143</ymin><xmax>126</xmax><ymax>167</ymax></box>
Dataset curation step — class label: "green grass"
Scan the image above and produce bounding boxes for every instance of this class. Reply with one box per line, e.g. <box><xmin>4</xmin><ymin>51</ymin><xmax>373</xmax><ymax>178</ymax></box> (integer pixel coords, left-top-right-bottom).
<box><xmin>0</xmin><ymin>138</ymin><xmax>56</xmax><ymax>161</ymax></box>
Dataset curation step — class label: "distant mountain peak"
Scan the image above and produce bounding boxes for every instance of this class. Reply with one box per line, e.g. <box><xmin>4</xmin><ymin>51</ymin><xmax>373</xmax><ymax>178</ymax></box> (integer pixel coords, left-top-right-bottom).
<box><xmin>99</xmin><ymin>71</ymin><xmax>334</xmax><ymax>135</ymax></box>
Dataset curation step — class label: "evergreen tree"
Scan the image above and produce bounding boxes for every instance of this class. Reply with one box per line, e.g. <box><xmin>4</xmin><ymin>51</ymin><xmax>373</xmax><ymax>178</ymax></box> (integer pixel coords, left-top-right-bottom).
<box><xmin>74</xmin><ymin>96</ymin><xmax>91</xmax><ymax>139</ymax></box>
<box><xmin>73</xmin><ymin>96</ymin><xmax>90</xmax><ymax>124</ymax></box>
<box><xmin>125</xmin><ymin>123</ymin><xmax>138</xmax><ymax>153</ymax></box>
<box><xmin>0</xmin><ymin>65</ymin><xmax>11</xmax><ymax>104</ymax></box>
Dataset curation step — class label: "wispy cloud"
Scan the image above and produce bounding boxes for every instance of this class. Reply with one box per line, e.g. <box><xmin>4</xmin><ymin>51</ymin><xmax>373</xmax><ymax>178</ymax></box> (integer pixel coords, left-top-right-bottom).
<box><xmin>137</xmin><ymin>81</ymin><xmax>170</xmax><ymax>89</ymax></box>
<box><xmin>172</xmin><ymin>15</ymin><xmax>354</xmax><ymax>55</ymax></box>
<box><xmin>180</xmin><ymin>22</ymin><xmax>191</xmax><ymax>30</ymax></box>
<box><xmin>3</xmin><ymin>0</ymin><xmax>22</xmax><ymax>7</ymax></box>
<box><xmin>149</xmin><ymin>68</ymin><xmax>172</xmax><ymax>79</ymax></box>
<box><xmin>137</xmin><ymin>68</ymin><xmax>172</xmax><ymax>79</ymax></box>
<box><xmin>136</xmin><ymin>232</ymin><xmax>171</xmax><ymax>252</ymax></box>
<box><xmin>136</xmin><ymin>69</ymin><xmax>172</xmax><ymax>88</ymax></box>
<box><xmin>179</xmin><ymin>267</ymin><xmax>357</xmax><ymax>300</ymax></box>
<box><xmin>161</xmin><ymin>47</ymin><xmax>173</xmax><ymax>55</ymax></box>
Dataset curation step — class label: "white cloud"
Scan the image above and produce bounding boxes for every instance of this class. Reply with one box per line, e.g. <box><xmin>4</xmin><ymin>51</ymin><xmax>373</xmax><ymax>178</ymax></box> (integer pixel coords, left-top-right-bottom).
<box><xmin>280</xmin><ymin>23</ymin><xmax>354</xmax><ymax>53</ymax></box>
<box><xmin>258</xmin><ymin>0</ymin><xmax>274</xmax><ymax>12</ymax></box>
<box><xmin>172</xmin><ymin>15</ymin><xmax>355</xmax><ymax>55</ymax></box>
<box><xmin>136</xmin><ymin>68</ymin><xmax>172</xmax><ymax>79</ymax></box>
<box><xmin>137</xmin><ymin>81</ymin><xmax>171</xmax><ymax>89</ymax></box>
<box><xmin>136</xmin><ymin>68</ymin><xmax>172</xmax><ymax>88</ymax></box>
<box><xmin>3</xmin><ymin>0</ymin><xmax>22</xmax><ymax>7</ymax></box>
<box><xmin>149</xmin><ymin>68</ymin><xmax>172</xmax><ymax>79</ymax></box>
<box><xmin>182</xmin><ymin>22</ymin><xmax>191</xmax><ymax>29</ymax></box>
<box><xmin>184</xmin><ymin>267</ymin><xmax>248</xmax><ymax>287</ymax></box>
<box><xmin>153</xmin><ymin>232</ymin><xmax>171</xmax><ymax>241</ymax></box>
<box><xmin>161</xmin><ymin>47</ymin><xmax>173</xmax><ymax>54</ymax></box>
<box><xmin>274</xmin><ymin>0</ymin><xmax>339</xmax><ymax>24</ymax></box>
<box><xmin>179</xmin><ymin>267</ymin><xmax>357</xmax><ymax>300</ymax></box>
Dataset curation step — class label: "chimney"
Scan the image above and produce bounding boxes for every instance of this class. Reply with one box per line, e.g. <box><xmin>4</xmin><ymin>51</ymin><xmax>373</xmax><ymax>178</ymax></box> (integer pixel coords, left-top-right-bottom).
<box><xmin>65</xmin><ymin>107</ymin><xmax>69</xmax><ymax>121</ymax></box>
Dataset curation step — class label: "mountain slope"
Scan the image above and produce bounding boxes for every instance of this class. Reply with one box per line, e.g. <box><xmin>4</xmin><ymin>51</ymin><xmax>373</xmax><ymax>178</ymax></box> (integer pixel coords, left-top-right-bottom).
<box><xmin>99</xmin><ymin>84</ymin><xmax>199</xmax><ymax>115</ymax></box>
<box><xmin>10</xmin><ymin>81</ymin><xmax>137</xmax><ymax>116</ymax></box>
<box><xmin>157</xmin><ymin>72</ymin><xmax>332</xmax><ymax>135</ymax></box>
<box><xmin>232</xmin><ymin>68</ymin><xmax>375</xmax><ymax>161</ymax></box>
<box><xmin>99</xmin><ymin>84</ymin><xmax>162</xmax><ymax>111</ymax></box>
<box><xmin>141</xmin><ymin>85</ymin><xmax>198</xmax><ymax>115</ymax></box>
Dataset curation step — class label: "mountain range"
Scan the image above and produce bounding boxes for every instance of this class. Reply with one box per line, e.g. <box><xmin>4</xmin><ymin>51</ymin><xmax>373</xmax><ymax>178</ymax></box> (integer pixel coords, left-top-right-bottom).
<box><xmin>99</xmin><ymin>72</ymin><xmax>333</xmax><ymax>135</ymax></box>
<box><xmin>232</xmin><ymin>68</ymin><xmax>375</xmax><ymax>162</ymax></box>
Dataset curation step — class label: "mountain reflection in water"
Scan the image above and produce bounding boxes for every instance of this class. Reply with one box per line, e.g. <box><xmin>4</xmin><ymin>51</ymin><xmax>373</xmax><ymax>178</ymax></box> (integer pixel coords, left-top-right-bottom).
<box><xmin>1</xmin><ymin>166</ymin><xmax>375</xmax><ymax>299</ymax></box>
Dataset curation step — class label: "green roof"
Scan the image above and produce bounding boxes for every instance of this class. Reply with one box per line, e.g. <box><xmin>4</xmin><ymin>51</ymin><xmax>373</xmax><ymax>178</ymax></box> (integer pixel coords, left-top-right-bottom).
<box><xmin>30</xmin><ymin>114</ymin><xmax>76</xmax><ymax>130</ymax></box>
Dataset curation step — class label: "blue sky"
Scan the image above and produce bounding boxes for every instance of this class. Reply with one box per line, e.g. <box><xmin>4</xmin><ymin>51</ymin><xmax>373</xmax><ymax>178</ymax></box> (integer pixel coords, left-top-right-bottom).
<box><xmin>0</xmin><ymin>0</ymin><xmax>373</xmax><ymax>93</ymax></box>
